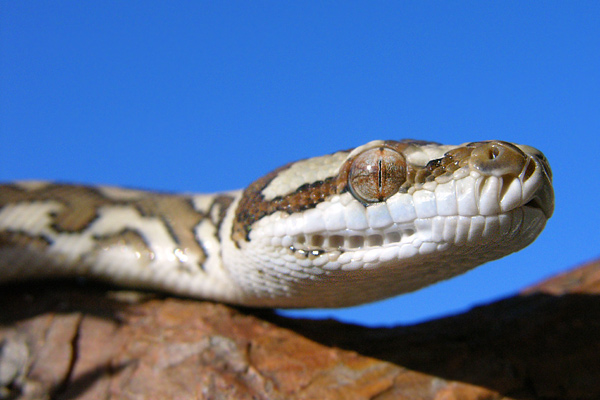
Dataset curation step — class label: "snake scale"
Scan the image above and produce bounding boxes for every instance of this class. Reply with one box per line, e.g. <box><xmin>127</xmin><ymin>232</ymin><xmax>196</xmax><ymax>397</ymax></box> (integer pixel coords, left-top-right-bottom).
<box><xmin>0</xmin><ymin>140</ymin><xmax>553</xmax><ymax>308</ymax></box>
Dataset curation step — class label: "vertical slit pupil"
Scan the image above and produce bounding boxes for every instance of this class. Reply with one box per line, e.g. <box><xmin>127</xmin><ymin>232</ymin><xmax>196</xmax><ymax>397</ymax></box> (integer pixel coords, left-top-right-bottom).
<box><xmin>378</xmin><ymin>158</ymin><xmax>383</xmax><ymax>190</ymax></box>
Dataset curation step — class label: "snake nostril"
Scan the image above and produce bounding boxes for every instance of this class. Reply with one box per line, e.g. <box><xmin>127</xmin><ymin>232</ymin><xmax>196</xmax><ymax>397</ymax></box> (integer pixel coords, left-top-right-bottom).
<box><xmin>468</xmin><ymin>141</ymin><xmax>527</xmax><ymax>177</ymax></box>
<box><xmin>487</xmin><ymin>146</ymin><xmax>500</xmax><ymax>160</ymax></box>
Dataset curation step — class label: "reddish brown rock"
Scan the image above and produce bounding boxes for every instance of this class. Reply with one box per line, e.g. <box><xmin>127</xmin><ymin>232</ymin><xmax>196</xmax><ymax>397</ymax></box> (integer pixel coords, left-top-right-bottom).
<box><xmin>1</xmin><ymin>258</ymin><xmax>599</xmax><ymax>399</ymax></box>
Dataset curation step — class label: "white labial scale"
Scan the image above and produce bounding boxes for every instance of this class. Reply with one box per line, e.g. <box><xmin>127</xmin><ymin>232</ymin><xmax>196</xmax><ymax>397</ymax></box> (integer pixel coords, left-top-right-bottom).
<box><xmin>280</xmin><ymin>235</ymin><xmax>293</xmax><ymax>248</ymax></box>
<box><xmin>467</xmin><ymin>216</ymin><xmax>486</xmax><ymax>243</ymax></box>
<box><xmin>437</xmin><ymin>243</ymin><xmax>452</xmax><ymax>252</ymax></box>
<box><xmin>500</xmin><ymin>179</ymin><xmax>522</xmax><ymax>213</ymax></box>
<box><xmin>414</xmin><ymin>219</ymin><xmax>432</xmax><ymax>240</ymax></box>
<box><xmin>311</xmin><ymin>255</ymin><xmax>329</xmax><ymax>268</ymax></box>
<box><xmin>435</xmin><ymin>180</ymin><xmax>458</xmax><ymax>216</ymax></box>
<box><xmin>362</xmin><ymin>247</ymin><xmax>383</xmax><ymax>264</ymax></box>
<box><xmin>252</xmin><ymin>217</ymin><xmax>274</xmax><ymax>244</ymax></box>
<box><xmin>268</xmin><ymin>212</ymin><xmax>288</xmax><ymax>238</ymax></box>
<box><xmin>297</xmin><ymin>258</ymin><xmax>313</xmax><ymax>268</ymax></box>
<box><xmin>483</xmin><ymin>216</ymin><xmax>501</xmax><ymax>241</ymax></box>
<box><xmin>285</xmin><ymin>213</ymin><xmax>304</xmax><ymax>237</ymax></box>
<box><xmin>303</xmin><ymin>208</ymin><xmax>326</xmax><ymax>234</ymax></box>
<box><xmin>419</xmin><ymin>242</ymin><xmax>438</xmax><ymax>255</ymax></box>
<box><xmin>344</xmin><ymin>200</ymin><xmax>369</xmax><ymax>230</ymax></box>
<box><xmin>422</xmin><ymin>181</ymin><xmax>437</xmax><ymax>192</ymax></box>
<box><xmin>455</xmin><ymin>175</ymin><xmax>479</xmax><ymax>216</ymax></box>
<box><xmin>498</xmin><ymin>214</ymin><xmax>513</xmax><ymax>235</ymax></box>
<box><xmin>454</xmin><ymin>217</ymin><xmax>472</xmax><ymax>245</ymax></box>
<box><xmin>366</xmin><ymin>203</ymin><xmax>393</xmax><ymax>229</ymax></box>
<box><xmin>336</xmin><ymin>251</ymin><xmax>354</xmax><ymax>266</ymax></box>
<box><xmin>341</xmin><ymin>260</ymin><xmax>364</xmax><ymax>271</ymax></box>
<box><xmin>430</xmin><ymin>216</ymin><xmax>445</xmax><ymax>243</ymax></box>
<box><xmin>353</xmin><ymin>249</ymin><xmax>367</xmax><ymax>262</ymax></box>
<box><xmin>479</xmin><ymin>176</ymin><xmax>501</xmax><ymax>216</ymax></box>
<box><xmin>339</xmin><ymin>192</ymin><xmax>355</xmax><ymax>207</ymax></box>
<box><xmin>442</xmin><ymin>216</ymin><xmax>459</xmax><ymax>243</ymax></box>
<box><xmin>321</xmin><ymin>261</ymin><xmax>340</xmax><ymax>271</ymax></box>
<box><xmin>379</xmin><ymin>246</ymin><xmax>399</xmax><ymax>262</ymax></box>
<box><xmin>413</xmin><ymin>190</ymin><xmax>437</xmax><ymax>219</ymax></box>
<box><xmin>398</xmin><ymin>243</ymin><xmax>419</xmax><ymax>259</ymax></box>
<box><xmin>322</xmin><ymin>202</ymin><xmax>346</xmax><ymax>231</ymax></box>
<box><xmin>386</xmin><ymin>193</ymin><xmax>417</xmax><ymax>224</ymax></box>
<box><xmin>521</xmin><ymin>165</ymin><xmax>544</xmax><ymax>201</ymax></box>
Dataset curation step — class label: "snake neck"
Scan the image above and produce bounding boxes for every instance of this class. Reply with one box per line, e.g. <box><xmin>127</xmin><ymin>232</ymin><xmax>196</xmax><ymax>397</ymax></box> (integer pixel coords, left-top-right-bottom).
<box><xmin>0</xmin><ymin>182</ymin><xmax>247</xmax><ymax>303</ymax></box>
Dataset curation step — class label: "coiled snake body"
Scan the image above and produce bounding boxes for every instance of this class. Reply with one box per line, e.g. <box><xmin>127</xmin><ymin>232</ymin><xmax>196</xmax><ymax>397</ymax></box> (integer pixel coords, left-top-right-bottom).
<box><xmin>0</xmin><ymin>140</ymin><xmax>554</xmax><ymax>308</ymax></box>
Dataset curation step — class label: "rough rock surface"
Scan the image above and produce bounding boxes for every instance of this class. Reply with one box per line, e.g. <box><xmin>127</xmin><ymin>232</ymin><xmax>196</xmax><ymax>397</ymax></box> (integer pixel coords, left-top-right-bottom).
<box><xmin>1</xmin><ymin>258</ymin><xmax>599</xmax><ymax>400</ymax></box>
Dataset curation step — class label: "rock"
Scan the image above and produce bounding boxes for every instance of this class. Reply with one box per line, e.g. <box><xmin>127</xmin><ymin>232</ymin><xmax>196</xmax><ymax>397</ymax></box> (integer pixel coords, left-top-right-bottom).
<box><xmin>1</xmin><ymin>258</ymin><xmax>599</xmax><ymax>399</ymax></box>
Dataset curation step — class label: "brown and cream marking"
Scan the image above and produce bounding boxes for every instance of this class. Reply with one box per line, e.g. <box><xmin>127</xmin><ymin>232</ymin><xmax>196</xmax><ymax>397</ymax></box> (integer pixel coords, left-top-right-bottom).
<box><xmin>0</xmin><ymin>140</ymin><xmax>553</xmax><ymax>308</ymax></box>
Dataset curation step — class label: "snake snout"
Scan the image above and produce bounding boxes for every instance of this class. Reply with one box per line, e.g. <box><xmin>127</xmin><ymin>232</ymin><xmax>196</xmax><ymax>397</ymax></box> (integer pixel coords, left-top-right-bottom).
<box><xmin>467</xmin><ymin>141</ymin><xmax>554</xmax><ymax>219</ymax></box>
<box><xmin>517</xmin><ymin>145</ymin><xmax>554</xmax><ymax>219</ymax></box>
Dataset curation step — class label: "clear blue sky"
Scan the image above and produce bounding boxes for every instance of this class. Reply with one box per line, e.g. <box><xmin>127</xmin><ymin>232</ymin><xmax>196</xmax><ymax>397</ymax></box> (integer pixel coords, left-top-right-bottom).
<box><xmin>1</xmin><ymin>2</ymin><xmax>599</xmax><ymax>326</ymax></box>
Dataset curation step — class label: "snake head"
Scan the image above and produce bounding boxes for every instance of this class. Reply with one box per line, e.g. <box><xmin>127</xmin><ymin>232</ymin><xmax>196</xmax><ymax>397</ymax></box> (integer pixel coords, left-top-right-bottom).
<box><xmin>228</xmin><ymin>139</ymin><xmax>554</xmax><ymax>308</ymax></box>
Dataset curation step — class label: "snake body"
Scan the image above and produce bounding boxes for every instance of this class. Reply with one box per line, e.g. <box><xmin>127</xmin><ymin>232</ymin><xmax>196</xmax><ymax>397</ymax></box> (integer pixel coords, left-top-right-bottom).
<box><xmin>0</xmin><ymin>140</ymin><xmax>553</xmax><ymax>308</ymax></box>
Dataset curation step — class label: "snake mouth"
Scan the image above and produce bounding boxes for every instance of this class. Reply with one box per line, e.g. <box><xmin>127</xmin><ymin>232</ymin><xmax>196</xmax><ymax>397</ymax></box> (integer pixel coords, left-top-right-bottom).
<box><xmin>289</xmin><ymin>227</ymin><xmax>414</xmax><ymax>253</ymax></box>
<box><xmin>523</xmin><ymin>195</ymin><xmax>553</xmax><ymax>219</ymax></box>
<box><xmin>280</xmin><ymin>148</ymin><xmax>555</xmax><ymax>256</ymax></box>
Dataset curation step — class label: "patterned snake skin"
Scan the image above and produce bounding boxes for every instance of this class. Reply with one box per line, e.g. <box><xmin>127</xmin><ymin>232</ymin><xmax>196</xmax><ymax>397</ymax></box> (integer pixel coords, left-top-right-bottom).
<box><xmin>0</xmin><ymin>140</ymin><xmax>554</xmax><ymax>308</ymax></box>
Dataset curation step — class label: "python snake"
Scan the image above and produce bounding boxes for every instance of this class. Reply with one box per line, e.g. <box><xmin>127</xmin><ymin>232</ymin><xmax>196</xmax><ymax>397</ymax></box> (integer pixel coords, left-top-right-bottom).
<box><xmin>0</xmin><ymin>140</ymin><xmax>554</xmax><ymax>308</ymax></box>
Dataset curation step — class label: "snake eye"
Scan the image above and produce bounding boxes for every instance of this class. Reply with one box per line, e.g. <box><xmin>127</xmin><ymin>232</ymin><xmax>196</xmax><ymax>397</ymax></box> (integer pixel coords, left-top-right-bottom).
<box><xmin>348</xmin><ymin>146</ymin><xmax>407</xmax><ymax>204</ymax></box>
